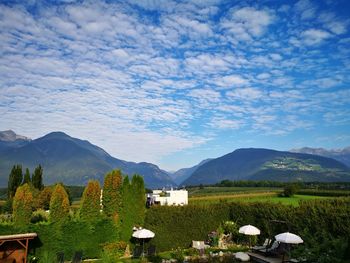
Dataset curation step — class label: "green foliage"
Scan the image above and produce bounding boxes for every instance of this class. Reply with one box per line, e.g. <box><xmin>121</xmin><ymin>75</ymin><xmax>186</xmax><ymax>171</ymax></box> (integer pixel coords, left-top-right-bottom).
<box><xmin>101</xmin><ymin>241</ymin><xmax>127</xmax><ymax>262</ymax></box>
<box><xmin>13</xmin><ymin>183</ymin><xmax>33</xmax><ymax>227</ymax></box>
<box><xmin>50</xmin><ymin>184</ymin><xmax>70</xmax><ymax>224</ymax></box>
<box><xmin>30</xmin><ymin>209</ymin><xmax>49</xmax><ymax>224</ymax></box>
<box><xmin>144</xmin><ymin>197</ymin><xmax>350</xmax><ymax>262</ymax></box>
<box><xmin>283</xmin><ymin>184</ymin><xmax>299</xmax><ymax>197</ymax></box>
<box><xmin>103</xmin><ymin>169</ymin><xmax>122</xmax><ymax>220</ymax></box>
<box><xmin>80</xmin><ymin>180</ymin><xmax>101</xmax><ymax>221</ymax></box>
<box><xmin>23</xmin><ymin>168</ymin><xmax>31</xmax><ymax>184</ymax></box>
<box><xmin>32</xmin><ymin>164</ymin><xmax>44</xmax><ymax>190</ymax></box>
<box><xmin>8</xmin><ymin>164</ymin><xmax>23</xmax><ymax>198</ymax></box>
<box><xmin>35</xmin><ymin>187</ymin><xmax>52</xmax><ymax>210</ymax></box>
<box><xmin>119</xmin><ymin>175</ymin><xmax>146</xmax><ymax>241</ymax></box>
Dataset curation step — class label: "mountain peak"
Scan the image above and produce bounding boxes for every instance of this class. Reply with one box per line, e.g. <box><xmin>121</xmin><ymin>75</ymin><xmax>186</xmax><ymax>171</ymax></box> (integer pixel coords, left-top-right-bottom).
<box><xmin>41</xmin><ymin>131</ymin><xmax>71</xmax><ymax>140</ymax></box>
<box><xmin>0</xmin><ymin>130</ymin><xmax>31</xmax><ymax>142</ymax></box>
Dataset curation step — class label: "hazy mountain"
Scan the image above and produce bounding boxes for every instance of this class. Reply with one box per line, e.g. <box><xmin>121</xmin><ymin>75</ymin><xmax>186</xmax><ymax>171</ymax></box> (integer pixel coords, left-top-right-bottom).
<box><xmin>291</xmin><ymin>147</ymin><xmax>350</xmax><ymax>168</ymax></box>
<box><xmin>0</xmin><ymin>131</ymin><xmax>174</xmax><ymax>189</ymax></box>
<box><xmin>183</xmin><ymin>148</ymin><xmax>350</xmax><ymax>186</ymax></box>
<box><xmin>171</xmin><ymin>159</ymin><xmax>212</xmax><ymax>185</ymax></box>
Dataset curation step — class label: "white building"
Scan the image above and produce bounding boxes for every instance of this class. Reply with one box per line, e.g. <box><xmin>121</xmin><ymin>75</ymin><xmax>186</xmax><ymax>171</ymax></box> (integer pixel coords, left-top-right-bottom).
<box><xmin>147</xmin><ymin>189</ymin><xmax>188</xmax><ymax>206</ymax></box>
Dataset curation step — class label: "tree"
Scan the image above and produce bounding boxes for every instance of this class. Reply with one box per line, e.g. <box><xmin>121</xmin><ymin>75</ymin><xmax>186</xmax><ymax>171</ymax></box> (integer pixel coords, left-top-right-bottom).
<box><xmin>23</xmin><ymin>168</ymin><xmax>31</xmax><ymax>185</ymax></box>
<box><xmin>131</xmin><ymin>175</ymin><xmax>146</xmax><ymax>226</ymax></box>
<box><xmin>36</xmin><ymin>186</ymin><xmax>52</xmax><ymax>210</ymax></box>
<box><xmin>283</xmin><ymin>184</ymin><xmax>299</xmax><ymax>197</ymax></box>
<box><xmin>80</xmin><ymin>180</ymin><xmax>101</xmax><ymax>221</ymax></box>
<box><xmin>32</xmin><ymin>164</ymin><xmax>44</xmax><ymax>190</ymax></box>
<box><xmin>119</xmin><ymin>175</ymin><xmax>146</xmax><ymax>241</ymax></box>
<box><xmin>13</xmin><ymin>183</ymin><xmax>33</xmax><ymax>227</ymax></box>
<box><xmin>50</xmin><ymin>183</ymin><xmax>70</xmax><ymax>224</ymax></box>
<box><xmin>102</xmin><ymin>169</ymin><xmax>122</xmax><ymax>220</ymax></box>
<box><xmin>8</xmin><ymin>164</ymin><xmax>23</xmax><ymax>199</ymax></box>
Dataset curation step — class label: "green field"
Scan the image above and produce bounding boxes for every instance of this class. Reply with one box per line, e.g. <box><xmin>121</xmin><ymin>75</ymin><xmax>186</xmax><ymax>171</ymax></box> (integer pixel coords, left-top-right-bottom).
<box><xmin>189</xmin><ymin>187</ymin><xmax>332</xmax><ymax>206</ymax></box>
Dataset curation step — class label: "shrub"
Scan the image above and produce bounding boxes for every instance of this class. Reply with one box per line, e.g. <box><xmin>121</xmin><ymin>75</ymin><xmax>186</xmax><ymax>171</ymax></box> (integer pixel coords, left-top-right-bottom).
<box><xmin>31</xmin><ymin>209</ymin><xmax>49</xmax><ymax>224</ymax></box>
<box><xmin>13</xmin><ymin>183</ymin><xmax>33</xmax><ymax>227</ymax></box>
<box><xmin>35</xmin><ymin>187</ymin><xmax>52</xmax><ymax>210</ymax></box>
<box><xmin>50</xmin><ymin>184</ymin><xmax>70</xmax><ymax>224</ymax></box>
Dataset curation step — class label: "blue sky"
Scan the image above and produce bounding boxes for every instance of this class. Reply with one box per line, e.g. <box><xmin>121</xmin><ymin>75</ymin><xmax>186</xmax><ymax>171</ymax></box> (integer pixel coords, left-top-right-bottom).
<box><xmin>0</xmin><ymin>0</ymin><xmax>350</xmax><ymax>171</ymax></box>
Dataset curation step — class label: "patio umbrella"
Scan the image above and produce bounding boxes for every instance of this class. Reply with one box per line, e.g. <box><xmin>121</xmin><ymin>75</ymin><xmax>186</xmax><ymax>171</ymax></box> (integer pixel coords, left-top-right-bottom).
<box><xmin>275</xmin><ymin>232</ymin><xmax>303</xmax><ymax>244</ymax></box>
<box><xmin>275</xmin><ymin>232</ymin><xmax>303</xmax><ymax>262</ymax></box>
<box><xmin>239</xmin><ymin>225</ymin><xmax>260</xmax><ymax>248</ymax></box>
<box><xmin>132</xmin><ymin>228</ymin><xmax>155</xmax><ymax>257</ymax></box>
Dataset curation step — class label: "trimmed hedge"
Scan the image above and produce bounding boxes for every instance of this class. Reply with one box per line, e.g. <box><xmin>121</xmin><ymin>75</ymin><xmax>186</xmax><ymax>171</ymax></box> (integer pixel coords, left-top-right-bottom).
<box><xmin>144</xmin><ymin>198</ymin><xmax>350</xmax><ymax>254</ymax></box>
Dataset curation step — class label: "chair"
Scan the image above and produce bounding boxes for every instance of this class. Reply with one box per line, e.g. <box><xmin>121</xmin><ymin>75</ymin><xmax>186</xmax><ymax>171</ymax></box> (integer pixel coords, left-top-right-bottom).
<box><xmin>56</xmin><ymin>251</ymin><xmax>64</xmax><ymax>263</ymax></box>
<box><xmin>72</xmin><ymin>251</ymin><xmax>83</xmax><ymax>263</ymax></box>
<box><xmin>256</xmin><ymin>240</ymin><xmax>279</xmax><ymax>254</ymax></box>
<box><xmin>252</xmin><ymin>238</ymin><xmax>272</xmax><ymax>252</ymax></box>
<box><xmin>147</xmin><ymin>245</ymin><xmax>156</xmax><ymax>256</ymax></box>
<box><xmin>133</xmin><ymin>246</ymin><xmax>143</xmax><ymax>258</ymax></box>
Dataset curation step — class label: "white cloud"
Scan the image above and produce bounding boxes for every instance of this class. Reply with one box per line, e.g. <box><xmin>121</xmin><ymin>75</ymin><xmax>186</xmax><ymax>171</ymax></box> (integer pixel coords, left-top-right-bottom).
<box><xmin>227</xmin><ymin>87</ymin><xmax>263</xmax><ymax>101</ymax></box>
<box><xmin>301</xmin><ymin>29</ymin><xmax>332</xmax><ymax>45</ymax></box>
<box><xmin>221</xmin><ymin>7</ymin><xmax>274</xmax><ymax>41</ymax></box>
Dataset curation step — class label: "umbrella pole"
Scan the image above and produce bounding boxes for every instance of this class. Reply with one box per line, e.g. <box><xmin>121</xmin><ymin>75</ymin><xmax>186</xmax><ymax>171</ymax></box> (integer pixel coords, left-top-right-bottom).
<box><xmin>142</xmin><ymin>239</ymin><xmax>145</xmax><ymax>258</ymax></box>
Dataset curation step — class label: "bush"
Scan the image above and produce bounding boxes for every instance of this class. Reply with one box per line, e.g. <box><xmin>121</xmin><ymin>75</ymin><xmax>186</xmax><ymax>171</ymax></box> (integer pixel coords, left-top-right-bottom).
<box><xmin>31</xmin><ymin>209</ymin><xmax>49</xmax><ymax>224</ymax></box>
<box><xmin>13</xmin><ymin>183</ymin><xmax>33</xmax><ymax>227</ymax></box>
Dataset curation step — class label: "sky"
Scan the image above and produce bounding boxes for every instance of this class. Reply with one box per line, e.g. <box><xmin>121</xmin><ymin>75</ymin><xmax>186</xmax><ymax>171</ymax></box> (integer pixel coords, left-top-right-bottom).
<box><xmin>0</xmin><ymin>0</ymin><xmax>350</xmax><ymax>171</ymax></box>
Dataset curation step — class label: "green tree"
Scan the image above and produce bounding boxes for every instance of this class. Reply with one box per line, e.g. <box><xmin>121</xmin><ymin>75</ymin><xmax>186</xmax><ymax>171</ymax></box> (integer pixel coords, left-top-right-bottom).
<box><xmin>50</xmin><ymin>183</ymin><xmax>70</xmax><ymax>224</ymax></box>
<box><xmin>32</xmin><ymin>164</ymin><xmax>44</xmax><ymax>190</ymax></box>
<box><xmin>13</xmin><ymin>183</ymin><xmax>33</xmax><ymax>227</ymax></box>
<box><xmin>36</xmin><ymin>186</ymin><xmax>52</xmax><ymax>210</ymax></box>
<box><xmin>80</xmin><ymin>180</ymin><xmax>101</xmax><ymax>221</ymax></box>
<box><xmin>8</xmin><ymin>164</ymin><xmax>23</xmax><ymax>198</ymax></box>
<box><xmin>23</xmin><ymin>168</ymin><xmax>31</xmax><ymax>184</ymax></box>
<box><xmin>131</xmin><ymin>175</ymin><xmax>146</xmax><ymax>226</ymax></box>
<box><xmin>283</xmin><ymin>184</ymin><xmax>299</xmax><ymax>197</ymax></box>
<box><xmin>102</xmin><ymin>169</ymin><xmax>122</xmax><ymax>220</ymax></box>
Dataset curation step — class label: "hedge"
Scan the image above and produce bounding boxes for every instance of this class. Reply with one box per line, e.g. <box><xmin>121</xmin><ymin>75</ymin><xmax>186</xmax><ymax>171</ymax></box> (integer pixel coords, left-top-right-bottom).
<box><xmin>144</xmin><ymin>198</ymin><xmax>350</xmax><ymax>256</ymax></box>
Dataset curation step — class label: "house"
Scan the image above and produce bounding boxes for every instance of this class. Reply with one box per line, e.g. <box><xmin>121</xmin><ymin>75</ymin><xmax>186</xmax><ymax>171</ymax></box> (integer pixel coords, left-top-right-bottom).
<box><xmin>146</xmin><ymin>188</ymin><xmax>188</xmax><ymax>206</ymax></box>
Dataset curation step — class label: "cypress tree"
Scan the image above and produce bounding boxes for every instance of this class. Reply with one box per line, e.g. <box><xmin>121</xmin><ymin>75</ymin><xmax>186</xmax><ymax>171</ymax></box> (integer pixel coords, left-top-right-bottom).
<box><xmin>120</xmin><ymin>176</ymin><xmax>133</xmax><ymax>241</ymax></box>
<box><xmin>32</xmin><ymin>164</ymin><xmax>44</xmax><ymax>190</ymax></box>
<box><xmin>80</xmin><ymin>180</ymin><xmax>101</xmax><ymax>221</ymax></box>
<box><xmin>8</xmin><ymin>164</ymin><xmax>23</xmax><ymax>198</ymax></box>
<box><xmin>23</xmin><ymin>168</ymin><xmax>31</xmax><ymax>184</ymax></box>
<box><xmin>50</xmin><ymin>183</ymin><xmax>70</xmax><ymax>224</ymax></box>
<box><xmin>131</xmin><ymin>175</ymin><xmax>146</xmax><ymax>226</ymax></box>
<box><xmin>13</xmin><ymin>183</ymin><xmax>33</xmax><ymax>227</ymax></box>
<box><xmin>102</xmin><ymin>169</ymin><xmax>122</xmax><ymax>220</ymax></box>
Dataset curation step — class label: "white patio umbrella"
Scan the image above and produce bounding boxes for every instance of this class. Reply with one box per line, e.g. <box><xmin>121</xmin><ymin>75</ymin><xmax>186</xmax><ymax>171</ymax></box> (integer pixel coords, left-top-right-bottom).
<box><xmin>239</xmin><ymin>225</ymin><xmax>260</xmax><ymax>248</ymax></box>
<box><xmin>275</xmin><ymin>232</ymin><xmax>303</xmax><ymax>244</ymax></box>
<box><xmin>275</xmin><ymin>232</ymin><xmax>303</xmax><ymax>262</ymax></box>
<box><xmin>132</xmin><ymin>228</ymin><xmax>155</xmax><ymax>257</ymax></box>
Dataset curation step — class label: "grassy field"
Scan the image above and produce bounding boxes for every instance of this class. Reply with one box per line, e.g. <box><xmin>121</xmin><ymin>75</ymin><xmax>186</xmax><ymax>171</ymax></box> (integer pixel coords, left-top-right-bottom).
<box><xmin>189</xmin><ymin>192</ymin><xmax>331</xmax><ymax>206</ymax></box>
<box><xmin>188</xmin><ymin>186</ymin><xmax>282</xmax><ymax>197</ymax></box>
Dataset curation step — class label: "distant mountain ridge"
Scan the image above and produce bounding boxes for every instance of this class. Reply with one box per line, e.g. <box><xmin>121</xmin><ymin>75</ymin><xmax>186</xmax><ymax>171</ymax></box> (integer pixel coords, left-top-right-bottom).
<box><xmin>0</xmin><ymin>130</ymin><xmax>31</xmax><ymax>142</ymax></box>
<box><xmin>291</xmin><ymin>147</ymin><xmax>350</xmax><ymax>168</ymax></box>
<box><xmin>170</xmin><ymin>159</ymin><xmax>212</xmax><ymax>185</ymax></box>
<box><xmin>183</xmin><ymin>148</ymin><xmax>350</xmax><ymax>185</ymax></box>
<box><xmin>0</xmin><ymin>131</ymin><xmax>174</xmax><ymax>188</ymax></box>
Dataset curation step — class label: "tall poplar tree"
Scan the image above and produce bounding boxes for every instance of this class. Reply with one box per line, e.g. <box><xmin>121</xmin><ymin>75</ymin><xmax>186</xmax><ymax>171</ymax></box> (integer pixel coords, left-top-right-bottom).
<box><xmin>80</xmin><ymin>180</ymin><xmax>101</xmax><ymax>221</ymax></box>
<box><xmin>50</xmin><ymin>183</ymin><xmax>70</xmax><ymax>224</ymax></box>
<box><xmin>131</xmin><ymin>175</ymin><xmax>146</xmax><ymax>226</ymax></box>
<box><xmin>23</xmin><ymin>168</ymin><xmax>31</xmax><ymax>184</ymax></box>
<box><xmin>13</xmin><ymin>183</ymin><xmax>33</xmax><ymax>227</ymax></box>
<box><xmin>8</xmin><ymin>164</ymin><xmax>23</xmax><ymax>198</ymax></box>
<box><xmin>102</xmin><ymin>169</ymin><xmax>122</xmax><ymax>220</ymax></box>
<box><xmin>32</xmin><ymin>164</ymin><xmax>44</xmax><ymax>190</ymax></box>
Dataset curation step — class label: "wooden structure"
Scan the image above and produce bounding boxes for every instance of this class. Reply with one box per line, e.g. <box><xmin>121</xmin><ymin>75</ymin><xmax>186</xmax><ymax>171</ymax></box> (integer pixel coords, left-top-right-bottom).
<box><xmin>0</xmin><ymin>233</ymin><xmax>37</xmax><ymax>263</ymax></box>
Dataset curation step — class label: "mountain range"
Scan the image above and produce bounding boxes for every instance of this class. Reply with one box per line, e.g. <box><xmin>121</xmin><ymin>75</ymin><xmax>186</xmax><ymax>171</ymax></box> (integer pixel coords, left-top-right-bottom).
<box><xmin>1</xmin><ymin>130</ymin><xmax>350</xmax><ymax>188</ymax></box>
<box><xmin>182</xmin><ymin>148</ymin><xmax>350</xmax><ymax>186</ymax></box>
<box><xmin>0</xmin><ymin>130</ymin><xmax>173</xmax><ymax>188</ymax></box>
